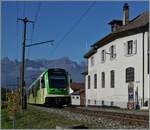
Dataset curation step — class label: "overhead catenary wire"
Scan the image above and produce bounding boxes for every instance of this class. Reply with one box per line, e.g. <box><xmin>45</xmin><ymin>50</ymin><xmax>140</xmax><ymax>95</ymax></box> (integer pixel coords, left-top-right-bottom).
<box><xmin>34</xmin><ymin>2</ymin><xmax>42</xmax><ymax>23</ymax></box>
<box><xmin>30</xmin><ymin>2</ymin><xmax>42</xmax><ymax>44</ymax></box>
<box><xmin>27</xmin><ymin>2</ymin><xmax>42</xmax><ymax>59</ymax></box>
<box><xmin>50</xmin><ymin>1</ymin><xmax>96</xmax><ymax>57</ymax></box>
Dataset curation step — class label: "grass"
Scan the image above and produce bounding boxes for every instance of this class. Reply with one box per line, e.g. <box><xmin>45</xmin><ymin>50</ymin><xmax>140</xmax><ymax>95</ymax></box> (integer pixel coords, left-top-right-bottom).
<box><xmin>1</xmin><ymin>109</ymin><xmax>13</xmax><ymax>128</ymax></box>
<box><xmin>2</xmin><ymin>105</ymin><xmax>148</xmax><ymax>129</ymax></box>
<box><xmin>1</xmin><ymin>106</ymin><xmax>94</xmax><ymax>129</ymax></box>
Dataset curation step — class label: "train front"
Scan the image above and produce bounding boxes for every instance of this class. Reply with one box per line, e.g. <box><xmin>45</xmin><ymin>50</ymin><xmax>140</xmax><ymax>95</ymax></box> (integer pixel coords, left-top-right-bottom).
<box><xmin>45</xmin><ymin>68</ymin><xmax>71</xmax><ymax>106</ymax></box>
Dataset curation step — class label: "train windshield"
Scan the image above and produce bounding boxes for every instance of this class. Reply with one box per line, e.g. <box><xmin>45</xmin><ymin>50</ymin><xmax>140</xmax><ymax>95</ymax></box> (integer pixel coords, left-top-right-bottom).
<box><xmin>48</xmin><ymin>73</ymin><xmax>67</xmax><ymax>88</ymax></box>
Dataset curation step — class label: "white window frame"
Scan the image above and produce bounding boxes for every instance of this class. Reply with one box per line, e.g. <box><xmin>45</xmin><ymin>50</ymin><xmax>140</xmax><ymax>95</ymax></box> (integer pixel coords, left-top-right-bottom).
<box><xmin>124</xmin><ymin>40</ymin><xmax>137</xmax><ymax>56</ymax></box>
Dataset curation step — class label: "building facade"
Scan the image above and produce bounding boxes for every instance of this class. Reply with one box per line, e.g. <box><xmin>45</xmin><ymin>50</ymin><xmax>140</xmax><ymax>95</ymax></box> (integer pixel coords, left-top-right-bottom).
<box><xmin>84</xmin><ymin>3</ymin><xmax>149</xmax><ymax>109</ymax></box>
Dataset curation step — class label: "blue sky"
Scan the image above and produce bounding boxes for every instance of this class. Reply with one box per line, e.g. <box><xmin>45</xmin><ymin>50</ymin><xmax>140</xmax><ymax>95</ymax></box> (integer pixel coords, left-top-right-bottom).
<box><xmin>2</xmin><ymin>1</ymin><xmax>149</xmax><ymax>63</ymax></box>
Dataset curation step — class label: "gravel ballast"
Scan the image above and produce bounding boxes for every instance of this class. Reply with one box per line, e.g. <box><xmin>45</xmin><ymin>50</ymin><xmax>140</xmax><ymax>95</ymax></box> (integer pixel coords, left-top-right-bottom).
<box><xmin>30</xmin><ymin>105</ymin><xmax>149</xmax><ymax>129</ymax></box>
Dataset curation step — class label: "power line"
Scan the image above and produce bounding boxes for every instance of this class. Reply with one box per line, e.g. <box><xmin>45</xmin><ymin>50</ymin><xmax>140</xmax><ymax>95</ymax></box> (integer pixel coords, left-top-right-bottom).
<box><xmin>30</xmin><ymin>2</ymin><xmax>42</xmax><ymax>44</ymax></box>
<box><xmin>50</xmin><ymin>1</ymin><xmax>96</xmax><ymax>57</ymax></box>
<box><xmin>26</xmin><ymin>40</ymin><xmax>54</xmax><ymax>47</ymax></box>
<box><xmin>28</xmin><ymin>2</ymin><xmax>42</xmax><ymax>59</ymax></box>
<box><xmin>34</xmin><ymin>2</ymin><xmax>42</xmax><ymax>23</ymax></box>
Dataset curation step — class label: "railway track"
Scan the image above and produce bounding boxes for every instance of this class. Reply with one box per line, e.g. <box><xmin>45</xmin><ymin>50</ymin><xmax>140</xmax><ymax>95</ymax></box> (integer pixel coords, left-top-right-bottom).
<box><xmin>30</xmin><ymin>105</ymin><xmax>149</xmax><ymax>128</ymax></box>
<box><xmin>62</xmin><ymin>107</ymin><xmax>149</xmax><ymax>127</ymax></box>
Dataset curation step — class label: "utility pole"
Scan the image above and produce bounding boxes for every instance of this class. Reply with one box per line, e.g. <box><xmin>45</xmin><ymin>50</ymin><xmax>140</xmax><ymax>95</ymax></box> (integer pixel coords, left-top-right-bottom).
<box><xmin>17</xmin><ymin>17</ymin><xmax>54</xmax><ymax>110</ymax></box>
<box><xmin>17</xmin><ymin>17</ymin><xmax>34</xmax><ymax>109</ymax></box>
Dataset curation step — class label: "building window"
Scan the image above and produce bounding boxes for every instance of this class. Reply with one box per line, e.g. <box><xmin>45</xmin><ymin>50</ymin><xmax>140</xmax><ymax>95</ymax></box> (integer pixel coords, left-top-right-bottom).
<box><xmin>101</xmin><ymin>50</ymin><xmax>106</xmax><ymax>62</ymax></box>
<box><xmin>110</xmin><ymin>101</ymin><xmax>114</xmax><ymax>106</ymax></box>
<box><xmin>88</xmin><ymin>99</ymin><xmax>90</xmax><ymax>105</ymax></box>
<box><xmin>148</xmin><ymin>33</ymin><xmax>149</xmax><ymax>74</ymax></box>
<box><xmin>128</xmin><ymin>40</ymin><xmax>133</xmax><ymax>54</ymax></box>
<box><xmin>110</xmin><ymin>70</ymin><xmax>115</xmax><ymax>88</ymax></box>
<box><xmin>102</xmin><ymin>100</ymin><xmax>104</xmax><ymax>106</ymax></box>
<box><xmin>90</xmin><ymin>56</ymin><xmax>94</xmax><ymax>66</ymax></box>
<box><xmin>148</xmin><ymin>52</ymin><xmax>149</xmax><ymax>74</ymax></box>
<box><xmin>110</xmin><ymin>45</ymin><xmax>116</xmax><ymax>59</ymax></box>
<box><xmin>88</xmin><ymin>75</ymin><xmax>90</xmax><ymax>89</ymax></box>
<box><xmin>126</xmin><ymin>67</ymin><xmax>134</xmax><ymax>82</ymax></box>
<box><xmin>94</xmin><ymin>74</ymin><xmax>97</xmax><ymax>89</ymax></box>
<box><xmin>124</xmin><ymin>40</ymin><xmax>137</xmax><ymax>55</ymax></box>
<box><xmin>94</xmin><ymin>100</ymin><xmax>97</xmax><ymax>105</ymax></box>
<box><xmin>101</xmin><ymin>72</ymin><xmax>105</xmax><ymax>88</ymax></box>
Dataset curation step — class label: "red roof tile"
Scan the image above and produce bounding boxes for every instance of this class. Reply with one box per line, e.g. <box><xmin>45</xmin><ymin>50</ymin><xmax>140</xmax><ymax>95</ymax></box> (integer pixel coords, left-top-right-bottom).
<box><xmin>70</xmin><ymin>82</ymin><xmax>84</xmax><ymax>91</ymax></box>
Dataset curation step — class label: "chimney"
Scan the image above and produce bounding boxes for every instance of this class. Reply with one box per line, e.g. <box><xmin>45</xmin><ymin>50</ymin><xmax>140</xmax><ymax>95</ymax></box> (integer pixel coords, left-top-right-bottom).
<box><xmin>123</xmin><ymin>3</ymin><xmax>129</xmax><ymax>25</ymax></box>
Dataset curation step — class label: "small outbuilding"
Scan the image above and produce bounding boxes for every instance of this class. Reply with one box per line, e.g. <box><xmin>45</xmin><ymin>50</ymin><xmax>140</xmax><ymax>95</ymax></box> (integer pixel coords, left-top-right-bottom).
<box><xmin>70</xmin><ymin>83</ymin><xmax>85</xmax><ymax>106</ymax></box>
<box><xmin>71</xmin><ymin>89</ymin><xmax>85</xmax><ymax>106</ymax></box>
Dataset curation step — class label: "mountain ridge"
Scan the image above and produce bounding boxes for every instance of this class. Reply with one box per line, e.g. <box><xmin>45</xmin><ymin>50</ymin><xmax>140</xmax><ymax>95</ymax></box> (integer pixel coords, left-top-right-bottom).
<box><xmin>1</xmin><ymin>57</ymin><xmax>86</xmax><ymax>88</ymax></box>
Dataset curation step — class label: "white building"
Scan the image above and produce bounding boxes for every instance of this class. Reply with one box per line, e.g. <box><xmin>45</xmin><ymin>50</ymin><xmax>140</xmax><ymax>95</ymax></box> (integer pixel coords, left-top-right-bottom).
<box><xmin>84</xmin><ymin>3</ymin><xmax>149</xmax><ymax>109</ymax></box>
<box><xmin>70</xmin><ymin>83</ymin><xmax>85</xmax><ymax>106</ymax></box>
<box><xmin>71</xmin><ymin>90</ymin><xmax>84</xmax><ymax>106</ymax></box>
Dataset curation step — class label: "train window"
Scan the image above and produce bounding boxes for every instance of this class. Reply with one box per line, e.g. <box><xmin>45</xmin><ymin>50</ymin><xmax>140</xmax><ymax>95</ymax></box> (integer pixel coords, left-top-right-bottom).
<box><xmin>33</xmin><ymin>85</ymin><xmax>37</xmax><ymax>97</ymax></box>
<box><xmin>28</xmin><ymin>89</ymin><xmax>30</xmax><ymax>95</ymax></box>
<box><xmin>30</xmin><ymin>89</ymin><xmax>32</xmax><ymax>95</ymax></box>
<box><xmin>41</xmin><ymin>77</ymin><xmax>45</xmax><ymax>88</ymax></box>
<box><xmin>32</xmin><ymin>87</ymin><xmax>35</xmax><ymax>97</ymax></box>
<box><xmin>36</xmin><ymin>80</ymin><xmax>40</xmax><ymax>90</ymax></box>
<box><xmin>32</xmin><ymin>88</ymin><xmax>33</xmax><ymax>94</ymax></box>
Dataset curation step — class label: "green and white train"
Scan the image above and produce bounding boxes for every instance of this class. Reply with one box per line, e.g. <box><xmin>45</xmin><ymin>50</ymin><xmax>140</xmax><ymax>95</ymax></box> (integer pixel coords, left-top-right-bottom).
<box><xmin>28</xmin><ymin>68</ymin><xmax>71</xmax><ymax>106</ymax></box>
